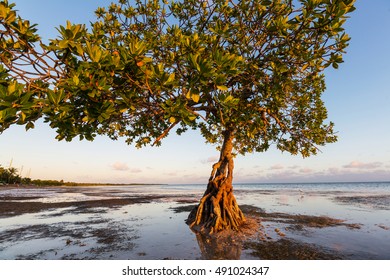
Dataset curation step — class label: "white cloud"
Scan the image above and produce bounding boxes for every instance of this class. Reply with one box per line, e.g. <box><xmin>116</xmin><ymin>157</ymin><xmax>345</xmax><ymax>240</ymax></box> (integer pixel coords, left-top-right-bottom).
<box><xmin>201</xmin><ymin>156</ymin><xmax>219</xmax><ymax>164</ymax></box>
<box><xmin>111</xmin><ymin>161</ymin><xmax>129</xmax><ymax>171</ymax></box>
<box><xmin>328</xmin><ymin>167</ymin><xmax>340</xmax><ymax>173</ymax></box>
<box><xmin>129</xmin><ymin>168</ymin><xmax>142</xmax><ymax>173</ymax></box>
<box><xmin>343</xmin><ymin>161</ymin><xmax>383</xmax><ymax>169</ymax></box>
<box><xmin>111</xmin><ymin>162</ymin><xmax>143</xmax><ymax>173</ymax></box>
<box><xmin>299</xmin><ymin>168</ymin><xmax>313</xmax><ymax>174</ymax></box>
<box><xmin>288</xmin><ymin>165</ymin><xmax>300</xmax><ymax>169</ymax></box>
<box><xmin>269</xmin><ymin>164</ymin><xmax>284</xmax><ymax>170</ymax></box>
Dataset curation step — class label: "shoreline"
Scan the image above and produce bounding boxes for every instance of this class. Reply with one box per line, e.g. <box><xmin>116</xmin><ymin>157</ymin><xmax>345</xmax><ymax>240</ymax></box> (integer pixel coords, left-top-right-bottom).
<box><xmin>0</xmin><ymin>183</ymin><xmax>168</xmax><ymax>188</ymax></box>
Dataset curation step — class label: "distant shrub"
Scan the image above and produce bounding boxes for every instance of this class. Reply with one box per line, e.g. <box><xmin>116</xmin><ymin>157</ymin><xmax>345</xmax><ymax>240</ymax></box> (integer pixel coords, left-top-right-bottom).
<box><xmin>0</xmin><ymin>165</ymin><xmax>65</xmax><ymax>186</ymax></box>
<box><xmin>0</xmin><ymin>165</ymin><xmax>22</xmax><ymax>184</ymax></box>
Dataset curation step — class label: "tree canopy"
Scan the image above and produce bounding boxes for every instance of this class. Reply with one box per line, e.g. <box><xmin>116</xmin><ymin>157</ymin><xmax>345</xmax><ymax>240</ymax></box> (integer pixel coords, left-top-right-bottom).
<box><xmin>1</xmin><ymin>0</ymin><xmax>355</xmax><ymax>232</ymax></box>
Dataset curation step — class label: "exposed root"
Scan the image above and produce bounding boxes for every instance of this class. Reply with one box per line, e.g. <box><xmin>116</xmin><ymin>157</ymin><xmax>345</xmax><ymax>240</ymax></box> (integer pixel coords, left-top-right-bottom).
<box><xmin>188</xmin><ymin>180</ymin><xmax>246</xmax><ymax>234</ymax></box>
<box><xmin>188</xmin><ymin>129</ymin><xmax>246</xmax><ymax>233</ymax></box>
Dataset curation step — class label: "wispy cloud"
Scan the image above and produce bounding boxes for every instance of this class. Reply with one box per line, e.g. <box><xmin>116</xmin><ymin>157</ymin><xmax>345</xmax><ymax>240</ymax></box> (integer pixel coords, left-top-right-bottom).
<box><xmin>201</xmin><ymin>156</ymin><xmax>219</xmax><ymax>164</ymax></box>
<box><xmin>343</xmin><ymin>161</ymin><xmax>383</xmax><ymax>169</ymax></box>
<box><xmin>288</xmin><ymin>165</ymin><xmax>300</xmax><ymax>170</ymax></box>
<box><xmin>269</xmin><ymin>164</ymin><xmax>284</xmax><ymax>170</ymax></box>
<box><xmin>299</xmin><ymin>168</ymin><xmax>313</xmax><ymax>174</ymax></box>
<box><xmin>129</xmin><ymin>168</ymin><xmax>142</xmax><ymax>173</ymax></box>
<box><xmin>111</xmin><ymin>161</ymin><xmax>129</xmax><ymax>171</ymax></box>
<box><xmin>327</xmin><ymin>167</ymin><xmax>341</xmax><ymax>174</ymax></box>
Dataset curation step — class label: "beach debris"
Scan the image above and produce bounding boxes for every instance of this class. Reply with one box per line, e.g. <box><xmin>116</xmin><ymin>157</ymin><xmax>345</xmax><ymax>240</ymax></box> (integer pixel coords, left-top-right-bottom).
<box><xmin>376</xmin><ymin>224</ymin><xmax>390</xmax><ymax>230</ymax></box>
<box><xmin>274</xmin><ymin>228</ymin><xmax>286</xmax><ymax>237</ymax></box>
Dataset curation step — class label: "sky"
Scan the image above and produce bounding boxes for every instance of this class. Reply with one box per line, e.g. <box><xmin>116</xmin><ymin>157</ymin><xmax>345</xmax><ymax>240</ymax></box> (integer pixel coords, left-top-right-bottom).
<box><xmin>1</xmin><ymin>0</ymin><xmax>390</xmax><ymax>184</ymax></box>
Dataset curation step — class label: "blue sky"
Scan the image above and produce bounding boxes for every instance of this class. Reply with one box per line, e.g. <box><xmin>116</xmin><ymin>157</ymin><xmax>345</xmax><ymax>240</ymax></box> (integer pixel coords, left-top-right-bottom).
<box><xmin>1</xmin><ymin>0</ymin><xmax>390</xmax><ymax>184</ymax></box>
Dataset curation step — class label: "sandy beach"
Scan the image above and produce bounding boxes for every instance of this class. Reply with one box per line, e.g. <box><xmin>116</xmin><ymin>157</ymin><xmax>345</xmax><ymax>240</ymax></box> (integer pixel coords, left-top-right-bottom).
<box><xmin>1</xmin><ymin>183</ymin><xmax>390</xmax><ymax>260</ymax></box>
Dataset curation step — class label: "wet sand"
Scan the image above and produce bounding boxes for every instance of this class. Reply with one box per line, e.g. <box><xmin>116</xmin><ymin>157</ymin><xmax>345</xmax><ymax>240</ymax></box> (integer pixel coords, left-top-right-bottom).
<box><xmin>0</xmin><ymin>184</ymin><xmax>389</xmax><ymax>260</ymax></box>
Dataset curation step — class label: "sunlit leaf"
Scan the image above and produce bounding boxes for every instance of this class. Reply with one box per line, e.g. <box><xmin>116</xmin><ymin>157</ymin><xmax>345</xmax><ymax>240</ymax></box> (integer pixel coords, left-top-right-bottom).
<box><xmin>217</xmin><ymin>85</ymin><xmax>228</xmax><ymax>91</ymax></box>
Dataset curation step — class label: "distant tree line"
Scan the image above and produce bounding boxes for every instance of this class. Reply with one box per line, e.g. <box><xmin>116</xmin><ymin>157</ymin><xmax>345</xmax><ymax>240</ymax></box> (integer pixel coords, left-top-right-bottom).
<box><xmin>0</xmin><ymin>165</ymin><xmax>23</xmax><ymax>184</ymax></box>
<box><xmin>0</xmin><ymin>164</ymin><xmax>64</xmax><ymax>186</ymax></box>
<box><xmin>0</xmin><ymin>164</ymin><xmax>156</xmax><ymax>186</ymax></box>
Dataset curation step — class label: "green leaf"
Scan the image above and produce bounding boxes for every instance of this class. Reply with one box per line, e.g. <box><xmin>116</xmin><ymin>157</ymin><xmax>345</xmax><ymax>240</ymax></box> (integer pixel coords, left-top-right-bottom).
<box><xmin>217</xmin><ymin>85</ymin><xmax>228</xmax><ymax>91</ymax></box>
<box><xmin>191</xmin><ymin>94</ymin><xmax>200</xmax><ymax>103</ymax></box>
<box><xmin>20</xmin><ymin>91</ymin><xmax>32</xmax><ymax>104</ymax></box>
<box><xmin>166</xmin><ymin>73</ymin><xmax>175</xmax><ymax>84</ymax></box>
<box><xmin>20</xmin><ymin>112</ymin><xmax>26</xmax><ymax>122</ymax></box>
<box><xmin>188</xmin><ymin>115</ymin><xmax>196</xmax><ymax>121</ymax></box>
<box><xmin>225</xmin><ymin>95</ymin><xmax>233</xmax><ymax>103</ymax></box>
<box><xmin>189</xmin><ymin>54</ymin><xmax>200</xmax><ymax>71</ymax></box>
<box><xmin>46</xmin><ymin>91</ymin><xmax>56</xmax><ymax>105</ymax></box>
<box><xmin>76</xmin><ymin>44</ymin><xmax>84</xmax><ymax>56</ymax></box>
<box><xmin>262</xmin><ymin>0</ymin><xmax>272</xmax><ymax>6</ymax></box>
<box><xmin>58</xmin><ymin>40</ymin><xmax>69</xmax><ymax>49</ymax></box>
<box><xmin>73</xmin><ymin>75</ymin><xmax>79</xmax><ymax>85</ymax></box>
<box><xmin>25</xmin><ymin>121</ymin><xmax>34</xmax><ymax>131</ymax></box>
<box><xmin>185</xmin><ymin>90</ymin><xmax>192</xmax><ymax>100</ymax></box>
<box><xmin>7</xmin><ymin>82</ymin><xmax>16</xmax><ymax>94</ymax></box>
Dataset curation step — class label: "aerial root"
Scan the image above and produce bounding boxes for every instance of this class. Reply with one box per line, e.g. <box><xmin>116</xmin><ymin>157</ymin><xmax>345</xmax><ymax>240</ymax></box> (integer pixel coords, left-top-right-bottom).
<box><xmin>189</xmin><ymin>181</ymin><xmax>245</xmax><ymax>233</ymax></box>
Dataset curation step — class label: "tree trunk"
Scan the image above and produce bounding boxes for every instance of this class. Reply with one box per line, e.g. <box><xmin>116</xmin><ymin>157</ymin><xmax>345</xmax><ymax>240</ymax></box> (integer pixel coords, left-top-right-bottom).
<box><xmin>187</xmin><ymin>130</ymin><xmax>246</xmax><ymax>233</ymax></box>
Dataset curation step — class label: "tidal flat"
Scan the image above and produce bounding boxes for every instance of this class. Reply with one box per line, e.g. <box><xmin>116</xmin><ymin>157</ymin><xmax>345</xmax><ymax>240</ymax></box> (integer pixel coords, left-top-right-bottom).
<box><xmin>1</xmin><ymin>183</ymin><xmax>390</xmax><ymax>260</ymax></box>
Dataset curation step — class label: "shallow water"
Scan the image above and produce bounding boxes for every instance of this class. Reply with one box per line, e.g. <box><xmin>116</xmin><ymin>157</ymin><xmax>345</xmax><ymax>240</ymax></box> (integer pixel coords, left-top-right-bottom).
<box><xmin>1</xmin><ymin>182</ymin><xmax>390</xmax><ymax>259</ymax></box>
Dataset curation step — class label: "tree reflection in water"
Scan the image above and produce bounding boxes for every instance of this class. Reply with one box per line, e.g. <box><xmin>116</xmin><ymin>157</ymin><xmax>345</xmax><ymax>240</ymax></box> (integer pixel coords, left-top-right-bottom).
<box><xmin>190</xmin><ymin>209</ymin><xmax>262</xmax><ymax>259</ymax></box>
<box><xmin>195</xmin><ymin>231</ymin><xmax>242</xmax><ymax>260</ymax></box>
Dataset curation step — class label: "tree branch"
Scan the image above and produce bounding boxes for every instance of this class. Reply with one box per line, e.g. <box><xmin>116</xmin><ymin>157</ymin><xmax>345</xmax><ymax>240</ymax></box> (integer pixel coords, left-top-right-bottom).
<box><xmin>152</xmin><ymin>120</ymin><xmax>179</xmax><ymax>146</ymax></box>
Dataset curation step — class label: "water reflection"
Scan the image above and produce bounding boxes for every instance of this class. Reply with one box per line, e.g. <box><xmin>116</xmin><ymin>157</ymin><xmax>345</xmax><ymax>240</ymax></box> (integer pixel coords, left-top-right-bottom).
<box><xmin>195</xmin><ymin>232</ymin><xmax>242</xmax><ymax>260</ymax></box>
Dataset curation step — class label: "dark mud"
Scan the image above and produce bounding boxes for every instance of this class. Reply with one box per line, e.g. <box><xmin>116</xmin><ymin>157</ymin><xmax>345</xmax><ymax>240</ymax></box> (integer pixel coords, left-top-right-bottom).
<box><xmin>334</xmin><ymin>194</ymin><xmax>390</xmax><ymax>210</ymax></box>
<box><xmin>0</xmin><ymin>217</ymin><xmax>140</xmax><ymax>260</ymax></box>
<box><xmin>1</xmin><ymin>196</ymin><xmax>45</xmax><ymax>201</ymax></box>
<box><xmin>0</xmin><ymin>223</ymin><xmax>86</xmax><ymax>244</ymax></box>
<box><xmin>0</xmin><ymin>195</ymin><xmax>166</xmax><ymax>218</ymax></box>
<box><xmin>244</xmin><ymin>238</ymin><xmax>343</xmax><ymax>260</ymax></box>
<box><xmin>171</xmin><ymin>204</ymin><xmax>360</xmax><ymax>230</ymax></box>
<box><xmin>259</xmin><ymin>212</ymin><xmax>361</xmax><ymax>229</ymax></box>
<box><xmin>169</xmin><ymin>204</ymin><xmax>197</xmax><ymax>213</ymax></box>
